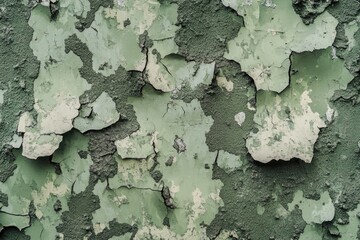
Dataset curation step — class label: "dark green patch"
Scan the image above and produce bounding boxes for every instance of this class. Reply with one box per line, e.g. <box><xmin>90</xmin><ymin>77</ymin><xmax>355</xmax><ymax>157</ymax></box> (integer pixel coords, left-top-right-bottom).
<box><xmin>56</xmin><ymin>180</ymin><xmax>100</xmax><ymax>240</ymax></box>
<box><xmin>123</xmin><ymin>18</ymin><xmax>131</xmax><ymax>28</ymax></box>
<box><xmin>89</xmin><ymin>219</ymin><xmax>136</xmax><ymax>240</ymax></box>
<box><xmin>292</xmin><ymin>0</ymin><xmax>336</xmax><ymax>24</ymax></box>
<box><xmin>50</xmin><ymin>0</ymin><xmax>60</xmax><ymax>20</ymax></box>
<box><xmin>175</xmin><ymin>0</ymin><xmax>243</xmax><ymax>63</ymax></box>
<box><xmin>78</xmin><ymin>150</ymin><xmax>89</xmax><ymax>159</ymax></box>
<box><xmin>0</xmin><ymin>147</ymin><xmax>16</xmax><ymax>183</ymax></box>
<box><xmin>139</xmin><ymin>31</ymin><xmax>154</xmax><ymax>50</ymax></box>
<box><xmin>207</xmin><ymin>160</ymin><xmax>309</xmax><ymax>239</ymax></box>
<box><xmin>65</xmin><ymin>34</ymin><xmax>144</xmax><ymax>181</ymax></box>
<box><xmin>328</xmin><ymin>0</ymin><xmax>360</xmax><ymax>76</ymax></box>
<box><xmin>0</xmin><ymin>1</ymin><xmax>40</xmax><ymax>179</ymax></box>
<box><xmin>75</xmin><ymin>0</ymin><xmax>114</xmax><ymax>31</ymax></box>
<box><xmin>328</xmin><ymin>0</ymin><xmax>360</xmax><ymax>107</ymax></box>
<box><xmin>53</xmin><ymin>199</ymin><xmax>62</xmax><ymax>212</ymax></box>
<box><xmin>0</xmin><ymin>192</ymin><xmax>8</xmax><ymax>208</ymax></box>
<box><xmin>151</xmin><ymin>170</ymin><xmax>163</xmax><ymax>183</ymax></box>
<box><xmin>207</xmin><ymin>66</ymin><xmax>360</xmax><ymax>240</ymax></box>
<box><xmin>328</xmin><ymin>0</ymin><xmax>360</xmax><ymax>25</ymax></box>
<box><xmin>200</xmin><ymin>59</ymin><xmax>255</xmax><ymax>156</ymax></box>
<box><xmin>0</xmin><ymin>227</ymin><xmax>30</xmax><ymax>240</ymax></box>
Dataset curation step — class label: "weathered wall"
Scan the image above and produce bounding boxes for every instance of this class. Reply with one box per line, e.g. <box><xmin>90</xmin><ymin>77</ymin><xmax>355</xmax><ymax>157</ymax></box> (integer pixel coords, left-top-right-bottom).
<box><xmin>0</xmin><ymin>0</ymin><xmax>359</xmax><ymax>239</ymax></box>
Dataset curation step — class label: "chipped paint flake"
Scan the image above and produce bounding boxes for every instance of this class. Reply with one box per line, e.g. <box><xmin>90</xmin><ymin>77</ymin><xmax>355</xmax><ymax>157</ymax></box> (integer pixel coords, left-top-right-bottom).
<box><xmin>8</xmin><ymin>134</ymin><xmax>22</xmax><ymax>149</ymax></box>
<box><xmin>74</xmin><ymin>92</ymin><xmax>120</xmax><ymax>133</ymax></box>
<box><xmin>234</xmin><ymin>112</ymin><xmax>246</xmax><ymax>126</ymax></box>
<box><xmin>217</xmin><ymin>150</ymin><xmax>243</xmax><ymax>174</ymax></box>
<box><xmin>17</xmin><ymin>112</ymin><xmax>35</xmax><ymax>133</ymax></box>
<box><xmin>216</xmin><ymin>76</ymin><xmax>234</xmax><ymax>92</ymax></box>
<box><xmin>22</xmin><ymin>131</ymin><xmax>63</xmax><ymax>159</ymax></box>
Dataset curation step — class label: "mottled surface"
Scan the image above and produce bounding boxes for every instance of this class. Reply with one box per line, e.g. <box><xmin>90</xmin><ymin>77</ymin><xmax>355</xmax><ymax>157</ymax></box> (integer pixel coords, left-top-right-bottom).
<box><xmin>0</xmin><ymin>0</ymin><xmax>360</xmax><ymax>239</ymax></box>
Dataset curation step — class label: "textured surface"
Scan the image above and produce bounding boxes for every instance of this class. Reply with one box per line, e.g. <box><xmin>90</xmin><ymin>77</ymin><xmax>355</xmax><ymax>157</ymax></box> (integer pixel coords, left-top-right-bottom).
<box><xmin>0</xmin><ymin>0</ymin><xmax>360</xmax><ymax>239</ymax></box>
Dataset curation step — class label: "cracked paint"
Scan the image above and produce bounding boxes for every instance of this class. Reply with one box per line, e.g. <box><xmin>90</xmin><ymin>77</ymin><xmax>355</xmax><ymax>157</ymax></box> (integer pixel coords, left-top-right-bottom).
<box><xmin>224</xmin><ymin>0</ymin><xmax>337</xmax><ymax>93</ymax></box>
<box><xmin>246</xmin><ymin>48</ymin><xmax>353</xmax><ymax>163</ymax></box>
<box><xmin>74</xmin><ymin>92</ymin><xmax>120</xmax><ymax>133</ymax></box>
<box><xmin>79</xmin><ymin>6</ymin><xmax>146</xmax><ymax>75</ymax></box>
<box><xmin>247</xmin><ymin>89</ymin><xmax>326</xmax><ymax>163</ymax></box>
<box><xmin>1</xmin><ymin>0</ymin><xmax>360</xmax><ymax>239</ymax></box>
<box><xmin>95</xmin><ymin>87</ymin><xmax>223</xmax><ymax>239</ymax></box>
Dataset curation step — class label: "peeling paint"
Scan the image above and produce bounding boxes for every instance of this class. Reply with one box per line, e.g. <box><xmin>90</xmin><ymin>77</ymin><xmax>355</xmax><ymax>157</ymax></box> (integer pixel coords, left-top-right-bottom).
<box><xmin>224</xmin><ymin>0</ymin><xmax>337</xmax><ymax>92</ymax></box>
<box><xmin>216</xmin><ymin>75</ymin><xmax>234</xmax><ymax>92</ymax></box>
<box><xmin>234</xmin><ymin>112</ymin><xmax>246</xmax><ymax>127</ymax></box>
<box><xmin>22</xmin><ymin>131</ymin><xmax>63</xmax><ymax>159</ymax></box>
<box><xmin>74</xmin><ymin>92</ymin><xmax>120</xmax><ymax>133</ymax></box>
<box><xmin>246</xmin><ymin>48</ymin><xmax>353</xmax><ymax>163</ymax></box>
<box><xmin>90</xmin><ymin>87</ymin><xmax>223</xmax><ymax>239</ymax></box>
<box><xmin>288</xmin><ymin>190</ymin><xmax>335</xmax><ymax>224</ymax></box>
<box><xmin>1</xmin><ymin>0</ymin><xmax>360</xmax><ymax>239</ymax></box>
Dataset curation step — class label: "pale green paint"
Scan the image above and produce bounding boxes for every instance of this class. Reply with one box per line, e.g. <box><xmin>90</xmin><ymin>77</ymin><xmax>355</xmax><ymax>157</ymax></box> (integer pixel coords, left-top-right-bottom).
<box><xmin>246</xmin><ymin>88</ymin><xmax>325</xmax><ymax>163</ymax></box>
<box><xmin>22</xmin><ymin>131</ymin><xmax>63</xmax><ymax>159</ymax></box>
<box><xmin>257</xmin><ymin>204</ymin><xmax>265</xmax><ymax>215</ymax></box>
<box><xmin>246</xmin><ymin>48</ymin><xmax>353</xmax><ymax>163</ymax></box>
<box><xmin>93</xmin><ymin>87</ymin><xmax>223</xmax><ymax>239</ymax></box>
<box><xmin>288</xmin><ymin>190</ymin><xmax>335</xmax><ymax>224</ymax></box>
<box><xmin>51</xmin><ymin>131</ymin><xmax>92</xmax><ymax>194</ymax></box>
<box><xmin>336</xmin><ymin>204</ymin><xmax>360</xmax><ymax>239</ymax></box>
<box><xmin>217</xmin><ymin>150</ymin><xmax>243</xmax><ymax>174</ymax></box>
<box><xmin>163</xmin><ymin>57</ymin><xmax>215</xmax><ymax>90</ymax></box>
<box><xmin>29</xmin><ymin>1</ymin><xmax>89</xmax><ymax>62</ymax></box>
<box><xmin>147</xmin><ymin>54</ymin><xmax>215</xmax><ymax>92</ymax></box>
<box><xmin>224</xmin><ymin>0</ymin><xmax>337</xmax><ymax>92</ymax></box>
<box><xmin>109</xmin><ymin>153</ymin><xmax>156</xmax><ymax>190</ymax></box>
<box><xmin>0</xmin><ymin>132</ymin><xmax>92</xmax><ymax>237</ymax></box>
<box><xmin>115</xmin><ymin>131</ymin><xmax>155</xmax><ymax>159</ymax></box>
<box><xmin>32</xmin><ymin>52</ymin><xmax>91</xmax><ymax>134</ymax></box>
<box><xmin>0</xmin><ymin>213</ymin><xmax>29</xmax><ymax>231</ymax></box>
<box><xmin>109</xmin><ymin>233</ymin><xmax>133</xmax><ymax>240</ymax></box>
<box><xmin>78</xmin><ymin>7</ymin><xmax>145</xmax><ymax>75</ymax></box>
<box><xmin>291</xmin><ymin>48</ymin><xmax>353</xmax><ymax>116</ymax></box>
<box><xmin>21</xmin><ymin>53</ymin><xmax>91</xmax><ymax>159</ymax></box>
<box><xmin>0</xmin><ymin>150</ymin><xmax>59</xmax><ymax>230</ymax></box>
<box><xmin>8</xmin><ymin>134</ymin><xmax>22</xmax><ymax>149</ymax></box>
<box><xmin>92</xmin><ymin>181</ymin><xmax>166</xmax><ymax>237</ymax></box>
<box><xmin>74</xmin><ymin>92</ymin><xmax>120</xmax><ymax>133</ymax></box>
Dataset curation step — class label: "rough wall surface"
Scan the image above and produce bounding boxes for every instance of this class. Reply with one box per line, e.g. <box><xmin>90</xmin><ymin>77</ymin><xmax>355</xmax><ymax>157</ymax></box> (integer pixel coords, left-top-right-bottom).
<box><xmin>0</xmin><ymin>0</ymin><xmax>359</xmax><ymax>239</ymax></box>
